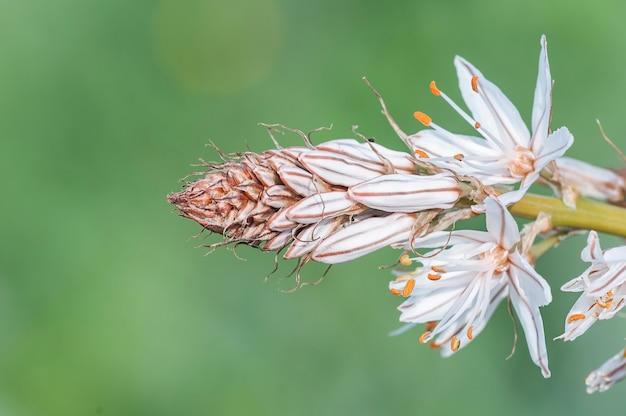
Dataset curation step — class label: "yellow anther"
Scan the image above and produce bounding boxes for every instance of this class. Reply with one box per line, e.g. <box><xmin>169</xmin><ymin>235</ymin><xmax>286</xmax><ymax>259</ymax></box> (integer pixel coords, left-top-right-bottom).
<box><xmin>414</xmin><ymin>111</ymin><xmax>432</xmax><ymax>127</ymax></box>
<box><xmin>419</xmin><ymin>330</ymin><xmax>431</xmax><ymax>344</ymax></box>
<box><xmin>427</xmin><ymin>273</ymin><xmax>441</xmax><ymax>281</ymax></box>
<box><xmin>429</xmin><ymin>81</ymin><xmax>441</xmax><ymax>96</ymax></box>
<box><xmin>467</xmin><ymin>326</ymin><xmax>474</xmax><ymax>340</ymax></box>
<box><xmin>402</xmin><ymin>279</ymin><xmax>415</xmax><ymax>297</ymax></box>
<box><xmin>471</xmin><ymin>76</ymin><xmax>479</xmax><ymax>93</ymax></box>
<box><xmin>451</xmin><ymin>336</ymin><xmax>461</xmax><ymax>352</ymax></box>
<box><xmin>414</xmin><ymin>149</ymin><xmax>430</xmax><ymax>158</ymax></box>
<box><xmin>567</xmin><ymin>313</ymin><xmax>586</xmax><ymax>323</ymax></box>
<box><xmin>399</xmin><ymin>253</ymin><xmax>412</xmax><ymax>266</ymax></box>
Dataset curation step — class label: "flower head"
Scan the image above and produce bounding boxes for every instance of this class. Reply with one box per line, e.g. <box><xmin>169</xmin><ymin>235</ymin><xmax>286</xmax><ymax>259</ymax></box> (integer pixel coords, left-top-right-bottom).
<box><xmin>557</xmin><ymin>231</ymin><xmax>626</xmax><ymax>341</ymax></box>
<box><xmin>168</xmin><ymin>135</ymin><xmax>464</xmax><ymax>267</ymax></box>
<box><xmin>389</xmin><ymin>197</ymin><xmax>552</xmax><ymax>377</ymax></box>
<box><xmin>407</xmin><ymin>35</ymin><xmax>573</xmax><ymax>206</ymax></box>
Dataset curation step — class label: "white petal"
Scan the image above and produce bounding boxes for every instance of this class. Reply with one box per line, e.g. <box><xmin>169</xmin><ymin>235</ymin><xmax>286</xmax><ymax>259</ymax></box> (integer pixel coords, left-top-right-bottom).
<box><xmin>311</xmin><ymin>213</ymin><xmax>417</xmax><ymax>264</ymax></box>
<box><xmin>531</xmin><ymin>127</ymin><xmax>573</xmax><ymax>172</ymax></box>
<box><xmin>556</xmin><ymin>292</ymin><xmax>598</xmax><ymax>341</ymax></box>
<box><xmin>581</xmin><ymin>230</ymin><xmax>603</xmax><ymax>263</ymax></box>
<box><xmin>347</xmin><ymin>173</ymin><xmax>460</xmax><ymax>212</ymax></box>
<box><xmin>485</xmin><ymin>197</ymin><xmax>520</xmax><ymax>249</ymax></box>
<box><xmin>509</xmin><ymin>251</ymin><xmax>552</xmax><ymax>305</ymax></box>
<box><xmin>508</xmin><ymin>271</ymin><xmax>551</xmax><ymax>378</ymax></box>
<box><xmin>455</xmin><ymin>56</ymin><xmax>530</xmax><ymax>150</ymax></box>
<box><xmin>530</xmin><ymin>35</ymin><xmax>552</xmax><ymax>146</ymax></box>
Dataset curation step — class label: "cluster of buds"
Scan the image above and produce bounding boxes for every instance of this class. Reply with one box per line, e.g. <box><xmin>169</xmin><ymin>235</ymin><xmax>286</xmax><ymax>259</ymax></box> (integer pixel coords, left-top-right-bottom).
<box><xmin>168</xmin><ymin>35</ymin><xmax>626</xmax><ymax>391</ymax></box>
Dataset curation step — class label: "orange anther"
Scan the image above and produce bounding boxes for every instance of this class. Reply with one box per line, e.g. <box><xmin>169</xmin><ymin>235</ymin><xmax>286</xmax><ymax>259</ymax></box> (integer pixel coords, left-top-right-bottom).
<box><xmin>467</xmin><ymin>326</ymin><xmax>474</xmax><ymax>340</ymax></box>
<box><xmin>425</xmin><ymin>321</ymin><xmax>437</xmax><ymax>331</ymax></box>
<box><xmin>419</xmin><ymin>330</ymin><xmax>431</xmax><ymax>344</ymax></box>
<box><xmin>453</xmin><ymin>153</ymin><xmax>464</xmax><ymax>161</ymax></box>
<box><xmin>429</xmin><ymin>81</ymin><xmax>441</xmax><ymax>96</ymax></box>
<box><xmin>390</xmin><ymin>288</ymin><xmax>402</xmax><ymax>296</ymax></box>
<box><xmin>451</xmin><ymin>336</ymin><xmax>461</xmax><ymax>352</ymax></box>
<box><xmin>402</xmin><ymin>279</ymin><xmax>415</xmax><ymax>297</ymax></box>
<box><xmin>427</xmin><ymin>273</ymin><xmax>441</xmax><ymax>281</ymax></box>
<box><xmin>415</xmin><ymin>149</ymin><xmax>430</xmax><ymax>158</ymax></box>
<box><xmin>608</xmin><ymin>290</ymin><xmax>614</xmax><ymax>297</ymax></box>
<box><xmin>474</xmin><ymin>121</ymin><xmax>481</xmax><ymax>129</ymax></box>
<box><xmin>567</xmin><ymin>313</ymin><xmax>586</xmax><ymax>323</ymax></box>
<box><xmin>414</xmin><ymin>111</ymin><xmax>432</xmax><ymax>126</ymax></box>
<box><xmin>399</xmin><ymin>253</ymin><xmax>412</xmax><ymax>266</ymax></box>
<box><xmin>471</xmin><ymin>76</ymin><xmax>479</xmax><ymax>93</ymax></box>
<box><xmin>429</xmin><ymin>341</ymin><xmax>441</xmax><ymax>349</ymax></box>
<box><xmin>431</xmin><ymin>266</ymin><xmax>446</xmax><ymax>273</ymax></box>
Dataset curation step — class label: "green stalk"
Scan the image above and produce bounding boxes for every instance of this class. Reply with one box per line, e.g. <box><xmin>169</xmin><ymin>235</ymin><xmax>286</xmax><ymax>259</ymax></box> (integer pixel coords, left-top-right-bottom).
<box><xmin>510</xmin><ymin>194</ymin><xmax>626</xmax><ymax>238</ymax></box>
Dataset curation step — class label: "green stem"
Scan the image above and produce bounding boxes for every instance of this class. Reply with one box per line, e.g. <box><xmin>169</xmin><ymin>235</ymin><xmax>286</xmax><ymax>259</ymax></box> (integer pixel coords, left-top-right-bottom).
<box><xmin>510</xmin><ymin>194</ymin><xmax>626</xmax><ymax>237</ymax></box>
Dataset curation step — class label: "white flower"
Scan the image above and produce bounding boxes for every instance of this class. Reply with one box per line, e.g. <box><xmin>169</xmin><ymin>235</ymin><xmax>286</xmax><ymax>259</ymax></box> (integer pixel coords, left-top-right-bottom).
<box><xmin>557</xmin><ymin>231</ymin><xmax>626</xmax><ymax>341</ymax></box>
<box><xmin>389</xmin><ymin>197</ymin><xmax>552</xmax><ymax>377</ymax></box>
<box><xmin>585</xmin><ymin>346</ymin><xmax>626</xmax><ymax>393</ymax></box>
<box><xmin>554</xmin><ymin>157</ymin><xmax>626</xmax><ymax>203</ymax></box>
<box><xmin>407</xmin><ymin>35</ymin><xmax>573</xmax><ymax>206</ymax></box>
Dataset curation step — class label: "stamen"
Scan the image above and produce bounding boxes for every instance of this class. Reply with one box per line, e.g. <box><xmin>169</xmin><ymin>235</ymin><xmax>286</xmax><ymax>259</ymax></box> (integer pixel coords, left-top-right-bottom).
<box><xmin>429</xmin><ymin>341</ymin><xmax>441</xmax><ymax>349</ymax></box>
<box><xmin>429</xmin><ymin>81</ymin><xmax>441</xmax><ymax>96</ymax></box>
<box><xmin>471</xmin><ymin>76</ymin><xmax>479</xmax><ymax>93</ymax></box>
<box><xmin>427</xmin><ymin>273</ymin><xmax>441</xmax><ymax>281</ymax></box>
<box><xmin>402</xmin><ymin>279</ymin><xmax>415</xmax><ymax>297</ymax></box>
<box><xmin>389</xmin><ymin>288</ymin><xmax>402</xmax><ymax>296</ymax></box>
<box><xmin>467</xmin><ymin>326</ymin><xmax>474</xmax><ymax>340</ymax></box>
<box><xmin>414</xmin><ymin>111</ymin><xmax>432</xmax><ymax>127</ymax></box>
<box><xmin>451</xmin><ymin>336</ymin><xmax>461</xmax><ymax>352</ymax></box>
<box><xmin>399</xmin><ymin>253</ymin><xmax>412</xmax><ymax>266</ymax></box>
<box><xmin>419</xmin><ymin>330</ymin><xmax>431</xmax><ymax>344</ymax></box>
<box><xmin>414</xmin><ymin>149</ymin><xmax>430</xmax><ymax>158</ymax></box>
<box><xmin>431</xmin><ymin>266</ymin><xmax>446</xmax><ymax>273</ymax></box>
<box><xmin>567</xmin><ymin>313</ymin><xmax>586</xmax><ymax>323</ymax></box>
<box><xmin>453</xmin><ymin>153</ymin><xmax>464</xmax><ymax>161</ymax></box>
<box><xmin>474</xmin><ymin>121</ymin><xmax>481</xmax><ymax>129</ymax></box>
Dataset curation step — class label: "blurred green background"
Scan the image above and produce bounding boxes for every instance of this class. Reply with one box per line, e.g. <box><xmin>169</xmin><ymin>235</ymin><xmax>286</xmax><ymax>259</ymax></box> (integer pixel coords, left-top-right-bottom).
<box><xmin>2</xmin><ymin>0</ymin><xmax>626</xmax><ymax>414</ymax></box>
